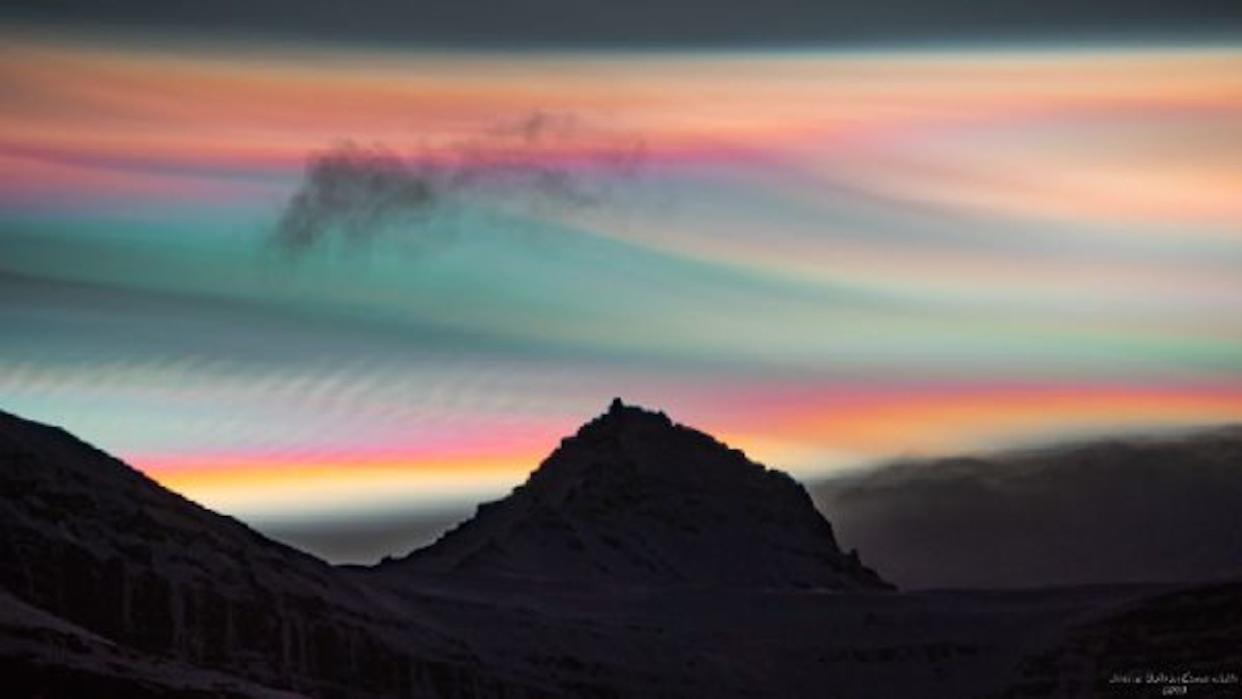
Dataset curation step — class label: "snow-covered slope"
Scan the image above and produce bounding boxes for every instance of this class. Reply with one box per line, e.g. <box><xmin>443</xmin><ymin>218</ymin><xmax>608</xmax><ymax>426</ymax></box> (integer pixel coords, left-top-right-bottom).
<box><xmin>384</xmin><ymin>399</ymin><xmax>891</xmax><ymax>589</ymax></box>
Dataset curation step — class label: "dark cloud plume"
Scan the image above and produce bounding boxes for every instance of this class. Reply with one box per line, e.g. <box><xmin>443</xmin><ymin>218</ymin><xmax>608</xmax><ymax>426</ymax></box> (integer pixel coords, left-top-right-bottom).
<box><xmin>810</xmin><ymin>426</ymin><xmax>1242</xmax><ymax>589</ymax></box>
<box><xmin>275</xmin><ymin>146</ymin><xmax>434</xmax><ymax>251</ymax></box>
<box><xmin>273</xmin><ymin>112</ymin><xmax>644</xmax><ymax>253</ymax></box>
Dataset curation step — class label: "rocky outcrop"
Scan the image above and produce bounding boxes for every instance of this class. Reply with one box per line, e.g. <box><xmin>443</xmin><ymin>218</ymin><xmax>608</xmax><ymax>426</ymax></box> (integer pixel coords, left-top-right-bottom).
<box><xmin>386</xmin><ymin>399</ymin><xmax>892</xmax><ymax>590</ymax></box>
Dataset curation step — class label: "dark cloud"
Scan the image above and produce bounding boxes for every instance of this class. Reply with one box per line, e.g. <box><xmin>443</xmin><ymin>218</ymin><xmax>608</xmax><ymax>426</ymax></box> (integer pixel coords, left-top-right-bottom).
<box><xmin>4</xmin><ymin>0</ymin><xmax>1239</xmax><ymax>47</ymax></box>
<box><xmin>810</xmin><ymin>426</ymin><xmax>1242</xmax><ymax>589</ymax></box>
<box><xmin>275</xmin><ymin>145</ymin><xmax>434</xmax><ymax>251</ymax></box>
<box><xmin>273</xmin><ymin>112</ymin><xmax>644</xmax><ymax>253</ymax></box>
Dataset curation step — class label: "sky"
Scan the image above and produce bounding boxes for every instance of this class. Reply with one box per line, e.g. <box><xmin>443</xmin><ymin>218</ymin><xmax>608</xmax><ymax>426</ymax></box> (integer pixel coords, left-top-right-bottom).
<box><xmin>2</xmin><ymin>6</ymin><xmax>1241</xmax><ymax>561</ymax></box>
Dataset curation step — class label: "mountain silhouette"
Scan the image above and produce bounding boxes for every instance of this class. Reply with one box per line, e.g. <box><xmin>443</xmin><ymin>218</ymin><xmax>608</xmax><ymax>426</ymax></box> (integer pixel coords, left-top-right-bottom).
<box><xmin>2</xmin><ymin>403</ymin><xmax>1239</xmax><ymax>697</ymax></box>
<box><xmin>384</xmin><ymin>399</ymin><xmax>891</xmax><ymax>589</ymax></box>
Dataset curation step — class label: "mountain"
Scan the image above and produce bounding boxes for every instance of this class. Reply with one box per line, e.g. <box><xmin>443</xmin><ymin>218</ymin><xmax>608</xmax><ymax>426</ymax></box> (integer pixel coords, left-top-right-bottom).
<box><xmin>812</xmin><ymin>425</ymin><xmax>1242</xmax><ymax>589</ymax></box>
<box><xmin>0</xmin><ymin>400</ymin><xmax>892</xmax><ymax>697</ymax></box>
<box><xmin>381</xmin><ymin>399</ymin><xmax>891</xmax><ymax>590</ymax></box>
<box><xmin>2</xmin><ymin>402</ymin><xmax>1238</xmax><ymax>697</ymax></box>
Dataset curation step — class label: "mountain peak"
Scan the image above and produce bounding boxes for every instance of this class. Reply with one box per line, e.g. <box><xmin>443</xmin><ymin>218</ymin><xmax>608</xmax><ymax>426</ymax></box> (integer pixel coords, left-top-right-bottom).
<box><xmin>596</xmin><ymin>396</ymin><xmax>668</xmax><ymax>427</ymax></box>
<box><xmin>387</xmin><ymin>402</ymin><xmax>893</xmax><ymax>590</ymax></box>
<box><xmin>577</xmin><ymin>397</ymin><xmax>673</xmax><ymax>441</ymax></box>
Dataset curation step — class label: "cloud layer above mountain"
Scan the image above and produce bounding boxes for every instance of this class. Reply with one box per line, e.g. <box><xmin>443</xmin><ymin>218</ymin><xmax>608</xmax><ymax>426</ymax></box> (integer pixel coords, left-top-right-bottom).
<box><xmin>812</xmin><ymin>426</ymin><xmax>1242</xmax><ymax>589</ymax></box>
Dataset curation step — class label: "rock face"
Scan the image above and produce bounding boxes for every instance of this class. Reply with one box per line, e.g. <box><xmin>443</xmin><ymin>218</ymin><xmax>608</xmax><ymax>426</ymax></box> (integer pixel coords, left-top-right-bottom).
<box><xmin>388</xmin><ymin>399</ymin><xmax>892</xmax><ymax>590</ymax></box>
